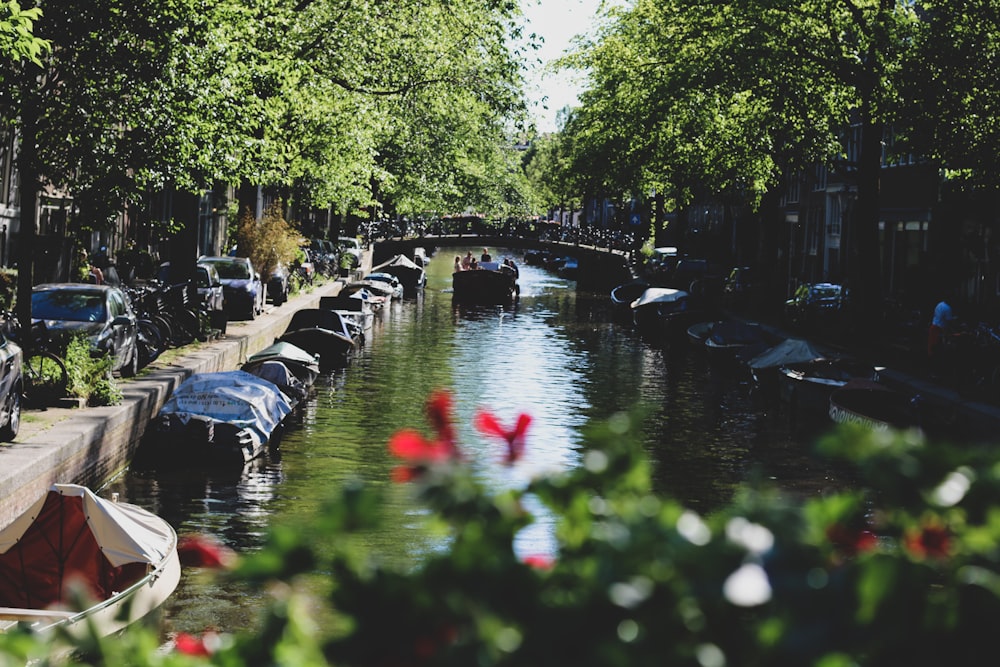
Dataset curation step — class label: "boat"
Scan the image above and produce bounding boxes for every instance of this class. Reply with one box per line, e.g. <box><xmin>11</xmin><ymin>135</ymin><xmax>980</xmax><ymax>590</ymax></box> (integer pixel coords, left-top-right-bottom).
<box><xmin>746</xmin><ymin>337</ymin><xmax>825</xmax><ymax>399</ymax></box>
<box><xmin>148</xmin><ymin>370</ymin><xmax>294</xmax><ymax>464</ymax></box>
<box><xmin>829</xmin><ymin>380</ymin><xmax>923</xmax><ymax>432</ymax></box>
<box><xmin>610</xmin><ymin>277</ymin><xmax>650</xmax><ymax>321</ymax></box>
<box><xmin>629</xmin><ymin>287</ymin><xmax>699</xmax><ymax>337</ymax></box>
<box><xmin>320</xmin><ymin>293</ymin><xmax>375</xmax><ymax>336</ymax></box>
<box><xmin>370</xmin><ymin>254</ymin><xmax>426</xmax><ymax>294</ymax></box>
<box><xmin>344</xmin><ymin>278</ymin><xmax>397</xmax><ymax>303</ymax></box>
<box><xmin>452</xmin><ymin>260</ymin><xmax>520</xmax><ymax>304</ymax></box>
<box><xmin>364</xmin><ymin>272</ymin><xmax>404</xmax><ymax>300</ymax></box>
<box><xmin>338</xmin><ymin>281</ymin><xmax>389</xmax><ymax>310</ymax></box>
<box><xmin>277</xmin><ymin>308</ymin><xmax>358</xmax><ymax>370</ymax></box>
<box><xmin>0</xmin><ymin>483</ymin><xmax>180</xmax><ymax>644</ymax></box>
<box><xmin>703</xmin><ymin>320</ymin><xmax>774</xmax><ymax>365</ymax></box>
<box><xmin>686</xmin><ymin>321</ymin><xmax>717</xmax><ymax>348</ymax></box>
<box><xmin>778</xmin><ymin>357</ymin><xmax>879</xmax><ymax>421</ymax></box>
<box><xmin>243</xmin><ymin>340</ymin><xmax>321</xmax><ymax>387</ymax></box>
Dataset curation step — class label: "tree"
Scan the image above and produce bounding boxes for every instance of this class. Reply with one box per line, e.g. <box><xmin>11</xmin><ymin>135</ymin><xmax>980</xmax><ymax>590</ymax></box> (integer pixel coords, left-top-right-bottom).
<box><xmin>566</xmin><ymin>0</ymin><xmax>917</xmax><ymax>326</ymax></box>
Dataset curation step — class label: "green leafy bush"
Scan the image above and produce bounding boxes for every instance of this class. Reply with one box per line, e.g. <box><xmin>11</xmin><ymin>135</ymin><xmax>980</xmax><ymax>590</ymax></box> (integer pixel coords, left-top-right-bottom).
<box><xmin>65</xmin><ymin>334</ymin><xmax>122</xmax><ymax>406</ymax></box>
<box><xmin>6</xmin><ymin>391</ymin><xmax>1000</xmax><ymax>665</ymax></box>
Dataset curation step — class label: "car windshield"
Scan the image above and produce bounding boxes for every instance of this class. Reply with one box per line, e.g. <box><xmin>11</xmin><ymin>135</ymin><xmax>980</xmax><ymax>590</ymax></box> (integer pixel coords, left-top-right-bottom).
<box><xmin>32</xmin><ymin>290</ymin><xmax>107</xmax><ymax>322</ymax></box>
<box><xmin>205</xmin><ymin>260</ymin><xmax>250</xmax><ymax>280</ymax></box>
<box><xmin>813</xmin><ymin>285</ymin><xmax>841</xmax><ymax>298</ymax></box>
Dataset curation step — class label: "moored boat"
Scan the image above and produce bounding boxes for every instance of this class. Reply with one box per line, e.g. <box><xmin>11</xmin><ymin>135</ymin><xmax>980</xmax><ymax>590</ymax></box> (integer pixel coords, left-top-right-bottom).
<box><xmin>778</xmin><ymin>357</ymin><xmax>879</xmax><ymax>421</ymax></box>
<box><xmin>278</xmin><ymin>308</ymin><xmax>359</xmax><ymax>370</ymax></box>
<box><xmin>611</xmin><ymin>277</ymin><xmax>650</xmax><ymax>321</ymax></box>
<box><xmin>370</xmin><ymin>254</ymin><xmax>426</xmax><ymax>294</ymax></box>
<box><xmin>243</xmin><ymin>340</ymin><xmax>321</xmax><ymax>387</ymax></box>
<box><xmin>147</xmin><ymin>370</ymin><xmax>294</xmax><ymax>464</ymax></box>
<box><xmin>746</xmin><ymin>337</ymin><xmax>825</xmax><ymax>400</ymax></box>
<box><xmin>0</xmin><ymin>484</ymin><xmax>180</xmax><ymax>645</ymax></box>
<box><xmin>630</xmin><ymin>287</ymin><xmax>699</xmax><ymax>338</ymax></box>
<box><xmin>703</xmin><ymin>320</ymin><xmax>774</xmax><ymax>365</ymax></box>
<box><xmin>829</xmin><ymin>380</ymin><xmax>922</xmax><ymax>432</ymax></box>
<box><xmin>452</xmin><ymin>260</ymin><xmax>520</xmax><ymax>304</ymax></box>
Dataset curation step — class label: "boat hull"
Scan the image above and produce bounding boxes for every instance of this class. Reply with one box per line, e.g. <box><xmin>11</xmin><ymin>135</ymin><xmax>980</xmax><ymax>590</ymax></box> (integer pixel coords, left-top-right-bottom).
<box><xmin>452</xmin><ymin>268</ymin><xmax>519</xmax><ymax>304</ymax></box>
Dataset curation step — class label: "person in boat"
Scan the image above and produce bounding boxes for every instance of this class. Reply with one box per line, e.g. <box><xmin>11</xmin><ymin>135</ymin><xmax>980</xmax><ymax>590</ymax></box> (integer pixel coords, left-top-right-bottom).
<box><xmin>481</xmin><ymin>247</ymin><xmax>492</xmax><ymax>262</ymax></box>
<box><xmin>470</xmin><ymin>258</ymin><xmax>479</xmax><ymax>270</ymax></box>
<box><xmin>462</xmin><ymin>251</ymin><xmax>473</xmax><ymax>270</ymax></box>
<box><xmin>453</xmin><ymin>255</ymin><xmax>463</xmax><ymax>272</ymax></box>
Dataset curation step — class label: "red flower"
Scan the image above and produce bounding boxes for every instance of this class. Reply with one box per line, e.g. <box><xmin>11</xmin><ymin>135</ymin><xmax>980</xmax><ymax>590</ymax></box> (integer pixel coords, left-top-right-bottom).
<box><xmin>177</xmin><ymin>534</ymin><xmax>237</xmax><ymax>569</ymax></box>
<box><xmin>521</xmin><ymin>554</ymin><xmax>555</xmax><ymax>570</ymax></box>
<box><xmin>174</xmin><ymin>632</ymin><xmax>212</xmax><ymax>656</ymax></box>
<box><xmin>826</xmin><ymin>523</ymin><xmax>878</xmax><ymax>558</ymax></box>
<box><xmin>905</xmin><ymin>522</ymin><xmax>952</xmax><ymax>559</ymax></box>
<box><xmin>474</xmin><ymin>410</ymin><xmax>532</xmax><ymax>464</ymax></box>
<box><xmin>387</xmin><ymin>391</ymin><xmax>464</xmax><ymax>482</ymax></box>
<box><xmin>425</xmin><ymin>389</ymin><xmax>457</xmax><ymax>451</ymax></box>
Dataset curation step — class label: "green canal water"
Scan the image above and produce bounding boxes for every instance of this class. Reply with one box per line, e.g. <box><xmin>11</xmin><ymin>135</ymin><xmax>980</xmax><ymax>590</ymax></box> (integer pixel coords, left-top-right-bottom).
<box><xmin>112</xmin><ymin>246</ymin><xmax>850</xmax><ymax>637</ymax></box>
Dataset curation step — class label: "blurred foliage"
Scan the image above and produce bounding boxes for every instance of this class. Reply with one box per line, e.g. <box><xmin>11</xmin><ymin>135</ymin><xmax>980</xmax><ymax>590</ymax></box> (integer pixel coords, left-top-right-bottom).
<box><xmin>7</xmin><ymin>400</ymin><xmax>1000</xmax><ymax>665</ymax></box>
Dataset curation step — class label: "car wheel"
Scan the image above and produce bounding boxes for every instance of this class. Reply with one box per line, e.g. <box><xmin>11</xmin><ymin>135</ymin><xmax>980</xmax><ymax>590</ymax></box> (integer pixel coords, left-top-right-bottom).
<box><xmin>0</xmin><ymin>385</ymin><xmax>20</xmax><ymax>442</ymax></box>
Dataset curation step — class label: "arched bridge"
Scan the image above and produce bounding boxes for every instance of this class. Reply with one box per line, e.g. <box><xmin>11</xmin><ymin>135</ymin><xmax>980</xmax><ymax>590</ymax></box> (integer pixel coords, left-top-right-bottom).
<box><xmin>372</xmin><ymin>235</ymin><xmax>635</xmax><ymax>292</ymax></box>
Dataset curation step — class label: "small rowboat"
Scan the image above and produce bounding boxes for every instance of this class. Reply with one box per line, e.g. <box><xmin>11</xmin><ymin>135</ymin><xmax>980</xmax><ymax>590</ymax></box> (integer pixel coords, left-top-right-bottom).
<box><xmin>0</xmin><ymin>484</ymin><xmax>180</xmax><ymax>647</ymax></box>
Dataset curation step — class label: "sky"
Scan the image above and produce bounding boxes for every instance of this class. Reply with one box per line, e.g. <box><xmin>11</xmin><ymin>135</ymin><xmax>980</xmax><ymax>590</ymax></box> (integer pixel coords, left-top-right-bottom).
<box><xmin>519</xmin><ymin>0</ymin><xmax>608</xmax><ymax>133</ymax></box>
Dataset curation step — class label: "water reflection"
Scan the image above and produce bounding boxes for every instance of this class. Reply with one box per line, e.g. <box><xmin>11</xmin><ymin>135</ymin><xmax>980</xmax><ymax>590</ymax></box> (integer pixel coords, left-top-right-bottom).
<box><xmin>116</xmin><ymin>245</ymin><xmax>848</xmax><ymax>635</ymax></box>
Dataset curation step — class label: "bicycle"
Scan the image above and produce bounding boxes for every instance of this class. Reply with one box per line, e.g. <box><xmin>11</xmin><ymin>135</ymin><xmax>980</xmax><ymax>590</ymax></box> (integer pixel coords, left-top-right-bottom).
<box><xmin>1</xmin><ymin>312</ymin><xmax>69</xmax><ymax>407</ymax></box>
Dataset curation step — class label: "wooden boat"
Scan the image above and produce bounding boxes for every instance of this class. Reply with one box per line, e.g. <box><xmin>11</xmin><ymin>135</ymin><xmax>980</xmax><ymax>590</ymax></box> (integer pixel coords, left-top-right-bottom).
<box><xmin>148</xmin><ymin>370</ymin><xmax>294</xmax><ymax>464</ymax></box>
<box><xmin>829</xmin><ymin>380</ymin><xmax>922</xmax><ymax>432</ymax></box>
<box><xmin>0</xmin><ymin>484</ymin><xmax>180</xmax><ymax>644</ymax></box>
<box><xmin>452</xmin><ymin>260</ymin><xmax>520</xmax><ymax>304</ymax></box>
<box><xmin>278</xmin><ymin>308</ymin><xmax>358</xmax><ymax>370</ymax></box>
<box><xmin>370</xmin><ymin>254</ymin><xmax>426</xmax><ymax>294</ymax></box>
<box><xmin>243</xmin><ymin>340</ymin><xmax>321</xmax><ymax>387</ymax></box>
<box><xmin>778</xmin><ymin>357</ymin><xmax>879</xmax><ymax>420</ymax></box>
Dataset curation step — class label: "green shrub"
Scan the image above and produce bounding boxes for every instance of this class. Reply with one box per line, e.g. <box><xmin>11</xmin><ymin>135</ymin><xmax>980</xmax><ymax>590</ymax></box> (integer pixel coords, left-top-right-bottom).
<box><xmin>64</xmin><ymin>335</ymin><xmax>122</xmax><ymax>406</ymax></box>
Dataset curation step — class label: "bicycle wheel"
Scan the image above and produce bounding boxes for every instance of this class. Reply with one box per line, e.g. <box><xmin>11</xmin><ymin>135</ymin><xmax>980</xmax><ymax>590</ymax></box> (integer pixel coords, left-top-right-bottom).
<box><xmin>23</xmin><ymin>351</ymin><xmax>69</xmax><ymax>406</ymax></box>
<box><xmin>137</xmin><ymin>319</ymin><xmax>165</xmax><ymax>367</ymax></box>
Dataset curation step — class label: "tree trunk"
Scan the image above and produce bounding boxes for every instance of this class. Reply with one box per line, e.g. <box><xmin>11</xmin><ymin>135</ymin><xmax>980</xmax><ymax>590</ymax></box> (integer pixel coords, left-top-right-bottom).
<box><xmin>15</xmin><ymin>88</ymin><xmax>38</xmax><ymax>329</ymax></box>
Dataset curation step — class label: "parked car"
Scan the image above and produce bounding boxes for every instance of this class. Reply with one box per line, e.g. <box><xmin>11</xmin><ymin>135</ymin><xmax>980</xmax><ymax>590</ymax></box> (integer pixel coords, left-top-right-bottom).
<box><xmin>784</xmin><ymin>282</ymin><xmax>845</xmax><ymax>329</ymax></box>
<box><xmin>0</xmin><ymin>331</ymin><xmax>22</xmax><ymax>441</ymax></box>
<box><xmin>198</xmin><ymin>256</ymin><xmax>265</xmax><ymax>320</ymax></box>
<box><xmin>268</xmin><ymin>264</ymin><xmax>290</xmax><ymax>306</ymax></box>
<box><xmin>31</xmin><ymin>283</ymin><xmax>140</xmax><ymax>377</ymax></box>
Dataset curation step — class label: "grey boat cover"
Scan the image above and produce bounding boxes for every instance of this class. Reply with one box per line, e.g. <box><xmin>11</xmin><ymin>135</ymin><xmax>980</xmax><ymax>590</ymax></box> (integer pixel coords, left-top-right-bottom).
<box><xmin>748</xmin><ymin>338</ymin><xmax>824</xmax><ymax>371</ymax></box>
<box><xmin>159</xmin><ymin>370</ymin><xmax>292</xmax><ymax>442</ymax></box>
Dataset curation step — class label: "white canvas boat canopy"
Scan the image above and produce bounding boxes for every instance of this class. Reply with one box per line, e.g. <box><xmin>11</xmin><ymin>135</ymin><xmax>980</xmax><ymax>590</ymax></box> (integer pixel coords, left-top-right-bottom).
<box><xmin>631</xmin><ymin>287</ymin><xmax>689</xmax><ymax>309</ymax></box>
<box><xmin>160</xmin><ymin>370</ymin><xmax>292</xmax><ymax>442</ymax></box>
<box><xmin>748</xmin><ymin>338</ymin><xmax>825</xmax><ymax>371</ymax></box>
<box><xmin>0</xmin><ymin>484</ymin><xmax>173</xmax><ymax>567</ymax></box>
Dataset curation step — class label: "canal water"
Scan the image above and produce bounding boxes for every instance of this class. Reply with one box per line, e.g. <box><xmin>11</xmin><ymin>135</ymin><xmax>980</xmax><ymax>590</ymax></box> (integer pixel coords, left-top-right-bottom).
<box><xmin>111</xmin><ymin>246</ymin><xmax>851</xmax><ymax>636</ymax></box>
